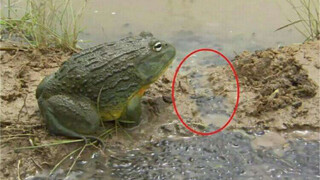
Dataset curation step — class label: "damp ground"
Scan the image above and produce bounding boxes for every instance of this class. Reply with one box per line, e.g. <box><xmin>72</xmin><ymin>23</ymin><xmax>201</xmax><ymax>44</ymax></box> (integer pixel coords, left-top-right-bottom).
<box><xmin>1</xmin><ymin>39</ymin><xmax>319</xmax><ymax>179</ymax></box>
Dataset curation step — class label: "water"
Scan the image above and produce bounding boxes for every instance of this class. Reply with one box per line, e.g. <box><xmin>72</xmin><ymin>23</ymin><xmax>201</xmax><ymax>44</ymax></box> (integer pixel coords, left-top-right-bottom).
<box><xmin>78</xmin><ymin>0</ymin><xmax>305</xmax><ymax>59</ymax></box>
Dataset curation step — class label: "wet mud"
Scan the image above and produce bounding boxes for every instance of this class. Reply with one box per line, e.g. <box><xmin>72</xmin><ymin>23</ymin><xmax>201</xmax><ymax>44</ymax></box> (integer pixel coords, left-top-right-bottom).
<box><xmin>208</xmin><ymin>41</ymin><xmax>320</xmax><ymax>133</ymax></box>
<box><xmin>28</xmin><ymin>130</ymin><xmax>320</xmax><ymax>180</ymax></box>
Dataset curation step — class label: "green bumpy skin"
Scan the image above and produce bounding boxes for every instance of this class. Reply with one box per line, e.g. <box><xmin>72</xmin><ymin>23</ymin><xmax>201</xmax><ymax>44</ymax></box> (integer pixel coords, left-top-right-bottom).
<box><xmin>36</xmin><ymin>32</ymin><xmax>176</xmax><ymax>140</ymax></box>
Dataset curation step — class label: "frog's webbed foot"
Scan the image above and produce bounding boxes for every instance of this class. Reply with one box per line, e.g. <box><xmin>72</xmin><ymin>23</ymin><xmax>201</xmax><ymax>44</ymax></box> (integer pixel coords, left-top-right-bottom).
<box><xmin>81</xmin><ymin>135</ymin><xmax>106</xmax><ymax>150</ymax></box>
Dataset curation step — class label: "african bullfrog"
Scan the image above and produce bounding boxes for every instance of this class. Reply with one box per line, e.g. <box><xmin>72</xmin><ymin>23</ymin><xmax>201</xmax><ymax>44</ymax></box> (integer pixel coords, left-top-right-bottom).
<box><xmin>36</xmin><ymin>32</ymin><xmax>176</xmax><ymax>142</ymax></box>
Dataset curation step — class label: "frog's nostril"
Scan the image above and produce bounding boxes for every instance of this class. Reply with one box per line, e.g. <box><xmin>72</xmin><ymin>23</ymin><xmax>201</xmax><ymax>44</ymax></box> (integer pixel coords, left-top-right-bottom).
<box><xmin>165</xmin><ymin>43</ymin><xmax>168</xmax><ymax>46</ymax></box>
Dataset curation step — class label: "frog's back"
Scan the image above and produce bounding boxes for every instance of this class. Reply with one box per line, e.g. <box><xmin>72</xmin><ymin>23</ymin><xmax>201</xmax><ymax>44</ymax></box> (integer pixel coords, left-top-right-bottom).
<box><xmin>42</xmin><ymin>36</ymin><xmax>151</xmax><ymax>104</ymax></box>
<box><xmin>38</xmin><ymin>32</ymin><xmax>176</xmax><ymax>115</ymax></box>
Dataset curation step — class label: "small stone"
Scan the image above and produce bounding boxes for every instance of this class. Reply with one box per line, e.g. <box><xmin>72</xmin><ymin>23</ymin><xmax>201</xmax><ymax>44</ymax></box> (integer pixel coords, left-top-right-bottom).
<box><xmin>162</xmin><ymin>95</ymin><xmax>172</xmax><ymax>103</ymax></box>
<box><xmin>277</xmin><ymin>54</ymin><xmax>286</xmax><ymax>61</ymax></box>
<box><xmin>292</xmin><ymin>101</ymin><xmax>302</xmax><ymax>108</ymax></box>
<box><xmin>255</xmin><ymin>130</ymin><xmax>265</xmax><ymax>136</ymax></box>
<box><xmin>244</xmin><ymin>129</ymin><xmax>254</xmax><ymax>135</ymax></box>
<box><xmin>162</xmin><ymin>77</ymin><xmax>170</xmax><ymax>84</ymax></box>
<box><xmin>314</xmin><ymin>61</ymin><xmax>320</xmax><ymax>69</ymax></box>
<box><xmin>160</xmin><ymin>124</ymin><xmax>175</xmax><ymax>133</ymax></box>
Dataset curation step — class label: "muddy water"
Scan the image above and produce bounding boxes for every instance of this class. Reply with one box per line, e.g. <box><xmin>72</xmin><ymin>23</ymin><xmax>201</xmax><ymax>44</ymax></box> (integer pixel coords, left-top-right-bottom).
<box><xmin>78</xmin><ymin>0</ymin><xmax>305</xmax><ymax>56</ymax></box>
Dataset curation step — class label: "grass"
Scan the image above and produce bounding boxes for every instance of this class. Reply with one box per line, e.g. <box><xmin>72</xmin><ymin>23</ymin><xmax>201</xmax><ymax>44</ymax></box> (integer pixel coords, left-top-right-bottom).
<box><xmin>0</xmin><ymin>0</ymin><xmax>87</xmax><ymax>51</ymax></box>
<box><xmin>11</xmin><ymin>127</ymin><xmax>121</xmax><ymax>176</ymax></box>
<box><xmin>276</xmin><ymin>0</ymin><xmax>320</xmax><ymax>42</ymax></box>
<box><xmin>14</xmin><ymin>139</ymin><xmax>84</xmax><ymax>151</ymax></box>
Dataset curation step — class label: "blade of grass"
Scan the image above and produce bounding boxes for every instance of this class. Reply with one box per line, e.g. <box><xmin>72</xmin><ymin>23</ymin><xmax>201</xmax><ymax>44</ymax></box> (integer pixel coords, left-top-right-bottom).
<box><xmin>287</xmin><ymin>0</ymin><xmax>312</xmax><ymax>35</ymax></box>
<box><xmin>8</xmin><ymin>0</ymin><xmax>11</xmax><ymax>19</ymax></box>
<box><xmin>275</xmin><ymin>20</ymin><xmax>305</xmax><ymax>31</ymax></box>
<box><xmin>49</xmin><ymin>146</ymin><xmax>82</xmax><ymax>175</ymax></box>
<box><xmin>117</xmin><ymin>120</ymin><xmax>136</xmax><ymax>124</ymax></box>
<box><xmin>1</xmin><ymin>0</ymin><xmax>87</xmax><ymax>51</ymax></box>
<box><xmin>278</xmin><ymin>0</ymin><xmax>319</xmax><ymax>41</ymax></box>
<box><xmin>118</xmin><ymin>123</ymin><xmax>133</xmax><ymax>141</ymax></box>
<box><xmin>97</xmin><ymin>86</ymin><xmax>105</xmax><ymax>128</ymax></box>
<box><xmin>14</xmin><ymin>139</ymin><xmax>84</xmax><ymax>151</ymax></box>
<box><xmin>98</xmin><ymin>127</ymin><xmax>115</xmax><ymax>138</ymax></box>
<box><xmin>66</xmin><ymin>144</ymin><xmax>87</xmax><ymax>176</ymax></box>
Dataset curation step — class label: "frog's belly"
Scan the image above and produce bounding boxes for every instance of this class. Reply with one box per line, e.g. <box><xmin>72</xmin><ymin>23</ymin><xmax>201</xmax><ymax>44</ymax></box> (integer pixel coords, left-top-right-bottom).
<box><xmin>99</xmin><ymin>89</ymin><xmax>146</xmax><ymax>121</ymax></box>
<box><xmin>99</xmin><ymin>106</ymin><xmax>123</xmax><ymax>121</ymax></box>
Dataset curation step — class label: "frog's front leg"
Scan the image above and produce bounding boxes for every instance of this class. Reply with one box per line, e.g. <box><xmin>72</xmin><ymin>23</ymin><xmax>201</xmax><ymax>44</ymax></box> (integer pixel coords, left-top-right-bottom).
<box><xmin>38</xmin><ymin>94</ymin><xmax>104</xmax><ymax>145</ymax></box>
<box><xmin>119</xmin><ymin>94</ymin><xmax>142</xmax><ymax>127</ymax></box>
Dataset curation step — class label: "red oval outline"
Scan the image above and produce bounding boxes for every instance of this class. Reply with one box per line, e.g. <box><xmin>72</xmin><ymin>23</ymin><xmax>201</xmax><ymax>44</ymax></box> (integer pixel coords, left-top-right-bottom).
<box><xmin>171</xmin><ymin>48</ymin><xmax>240</xmax><ymax>136</ymax></box>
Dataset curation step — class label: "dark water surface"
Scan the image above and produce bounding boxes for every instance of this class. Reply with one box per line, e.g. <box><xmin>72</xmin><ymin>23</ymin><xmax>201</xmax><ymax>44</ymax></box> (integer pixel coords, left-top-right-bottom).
<box><xmin>28</xmin><ymin>129</ymin><xmax>319</xmax><ymax>180</ymax></box>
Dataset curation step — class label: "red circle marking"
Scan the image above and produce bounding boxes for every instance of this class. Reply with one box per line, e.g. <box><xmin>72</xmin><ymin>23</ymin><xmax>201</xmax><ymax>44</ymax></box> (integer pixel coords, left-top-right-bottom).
<box><xmin>171</xmin><ymin>48</ymin><xmax>240</xmax><ymax>136</ymax></box>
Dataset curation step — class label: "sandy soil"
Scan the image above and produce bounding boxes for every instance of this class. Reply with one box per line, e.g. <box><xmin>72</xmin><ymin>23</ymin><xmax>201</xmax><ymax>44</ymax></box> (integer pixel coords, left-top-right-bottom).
<box><xmin>208</xmin><ymin>40</ymin><xmax>320</xmax><ymax>133</ymax></box>
<box><xmin>0</xmin><ymin>44</ymin><xmax>199</xmax><ymax>179</ymax></box>
<box><xmin>0</xmin><ymin>48</ymin><xmax>75</xmax><ymax>179</ymax></box>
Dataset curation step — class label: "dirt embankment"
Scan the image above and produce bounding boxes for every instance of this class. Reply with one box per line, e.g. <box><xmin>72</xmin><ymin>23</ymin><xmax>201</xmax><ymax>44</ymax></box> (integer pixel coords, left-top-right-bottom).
<box><xmin>209</xmin><ymin>41</ymin><xmax>320</xmax><ymax>132</ymax></box>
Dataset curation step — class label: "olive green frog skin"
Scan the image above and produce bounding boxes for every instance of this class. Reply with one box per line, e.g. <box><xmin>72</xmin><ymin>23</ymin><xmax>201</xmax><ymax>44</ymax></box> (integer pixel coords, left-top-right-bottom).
<box><xmin>36</xmin><ymin>32</ymin><xmax>176</xmax><ymax>141</ymax></box>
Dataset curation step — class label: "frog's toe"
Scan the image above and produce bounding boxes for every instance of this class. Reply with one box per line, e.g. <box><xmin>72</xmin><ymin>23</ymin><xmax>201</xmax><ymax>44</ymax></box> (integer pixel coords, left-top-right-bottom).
<box><xmin>118</xmin><ymin>119</ymin><xmax>141</xmax><ymax>128</ymax></box>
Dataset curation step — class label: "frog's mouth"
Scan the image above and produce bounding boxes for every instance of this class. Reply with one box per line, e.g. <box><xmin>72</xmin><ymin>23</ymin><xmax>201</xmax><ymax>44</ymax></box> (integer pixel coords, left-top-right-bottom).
<box><xmin>160</xmin><ymin>59</ymin><xmax>176</xmax><ymax>80</ymax></box>
<box><xmin>146</xmin><ymin>56</ymin><xmax>176</xmax><ymax>84</ymax></box>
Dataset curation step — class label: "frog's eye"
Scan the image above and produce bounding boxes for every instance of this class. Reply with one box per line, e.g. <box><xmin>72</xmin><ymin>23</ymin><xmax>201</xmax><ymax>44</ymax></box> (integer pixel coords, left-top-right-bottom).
<box><xmin>153</xmin><ymin>42</ymin><xmax>162</xmax><ymax>52</ymax></box>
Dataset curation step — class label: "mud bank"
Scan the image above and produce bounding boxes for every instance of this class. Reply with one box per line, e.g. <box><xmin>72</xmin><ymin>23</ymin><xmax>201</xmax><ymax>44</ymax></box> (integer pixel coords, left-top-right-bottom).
<box><xmin>209</xmin><ymin>40</ymin><xmax>320</xmax><ymax>133</ymax></box>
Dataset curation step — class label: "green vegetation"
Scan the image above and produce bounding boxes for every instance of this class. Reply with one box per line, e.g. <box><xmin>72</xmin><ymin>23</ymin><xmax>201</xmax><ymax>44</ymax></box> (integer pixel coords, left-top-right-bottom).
<box><xmin>276</xmin><ymin>0</ymin><xmax>320</xmax><ymax>42</ymax></box>
<box><xmin>0</xmin><ymin>0</ymin><xmax>87</xmax><ymax>51</ymax></box>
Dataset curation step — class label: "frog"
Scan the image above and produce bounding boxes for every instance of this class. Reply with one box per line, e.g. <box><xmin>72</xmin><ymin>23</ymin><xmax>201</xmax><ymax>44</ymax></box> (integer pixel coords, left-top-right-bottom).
<box><xmin>36</xmin><ymin>32</ymin><xmax>176</xmax><ymax>144</ymax></box>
